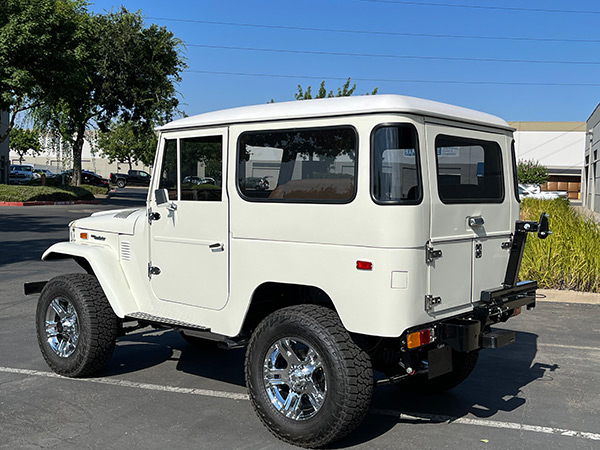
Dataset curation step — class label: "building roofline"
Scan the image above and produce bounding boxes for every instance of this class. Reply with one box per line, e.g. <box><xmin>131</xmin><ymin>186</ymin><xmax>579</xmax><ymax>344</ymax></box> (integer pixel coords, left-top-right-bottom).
<box><xmin>508</xmin><ymin>121</ymin><xmax>586</xmax><ymax>132</ymax></box>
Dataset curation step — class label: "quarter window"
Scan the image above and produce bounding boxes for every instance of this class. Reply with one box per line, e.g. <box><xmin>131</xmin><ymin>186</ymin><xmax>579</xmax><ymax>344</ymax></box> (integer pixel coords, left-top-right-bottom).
<box><xmin>372</xmin><ymin>125</ymin><xmax>421</xmax><ymax>204</ymax></box>
<box><xmin>238</xmin><ymin>127</ymin><xmax>357</xmax><ymax>203</ymax></box>
<box><xmin>435</xmin><ymin>135</ymin><xmax>504</xmax><ymax>203</ymax></box>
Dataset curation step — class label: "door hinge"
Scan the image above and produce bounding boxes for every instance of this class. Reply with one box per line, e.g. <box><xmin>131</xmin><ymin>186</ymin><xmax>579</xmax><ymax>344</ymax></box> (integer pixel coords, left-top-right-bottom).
<box><xmin>475</xmin><ymin>243</ymin><xmax>483</xmax><ymax>259</ymax></box>
<box><xmin>425</xmin><ymin>295</ymin><xmax>442</xmax><ymax>312</ymax></box>
<box><xmin>148</xmin><ymin>208</ymin><xmax>160</xmax><ymax>225</ymax></box>
<box><xmin>426</xmin><ymin>242</ymin><xmax>443</xmax><ymax>264</ymax></box>
<box><xmin>148</xmin><ymin>263</ymin><xmax>161</xmax><ymax>280</ymax></box>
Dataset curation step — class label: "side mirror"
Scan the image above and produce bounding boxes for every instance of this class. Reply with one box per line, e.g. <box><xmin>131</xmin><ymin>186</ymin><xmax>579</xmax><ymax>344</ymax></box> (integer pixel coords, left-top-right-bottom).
<box><xmin>155</xmin><ymin>188</ymin><xmax>169</xmax><ymax>206</ymax></box>
<box><xmin>537</xmin><ymin>212</ymin><xmax>551</xmax><ymax>239</ymax></box>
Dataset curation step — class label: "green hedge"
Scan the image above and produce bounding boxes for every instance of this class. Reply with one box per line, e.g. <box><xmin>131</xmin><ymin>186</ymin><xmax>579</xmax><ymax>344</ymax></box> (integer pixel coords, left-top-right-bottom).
<box><xmin>0</xmin><ymin>185</ymin><xmax>97</xmax><ymax>202</ymax></box>
<box><xmin>520</xmin><ymin>198</ymin><xmax>600</xmax><ymax>293</ymax></box>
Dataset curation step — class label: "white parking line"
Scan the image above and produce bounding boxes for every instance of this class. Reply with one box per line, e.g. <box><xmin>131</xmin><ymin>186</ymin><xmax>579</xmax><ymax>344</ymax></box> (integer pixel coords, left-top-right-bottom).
<box><xmin>2</xmin><ymin>366</ymin><xmax>599</xmax><ymax>442</ymax></box>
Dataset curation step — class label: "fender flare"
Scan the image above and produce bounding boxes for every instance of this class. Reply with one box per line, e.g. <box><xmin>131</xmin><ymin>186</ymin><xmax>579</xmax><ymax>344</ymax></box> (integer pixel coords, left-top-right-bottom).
<box><xmin>42</xmin><ymin>242</ymin><xmax>138</xmax><ymax>318</ymax></box>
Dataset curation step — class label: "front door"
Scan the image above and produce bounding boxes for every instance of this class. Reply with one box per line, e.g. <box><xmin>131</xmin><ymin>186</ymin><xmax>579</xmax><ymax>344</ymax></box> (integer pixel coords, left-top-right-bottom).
<box><xmin>426</xmin><ymin>123</ymin><xmax>512</xmax><ymax>314</ymax></box>
<box><xmin>148</xmin><ymin>129</ymin><xmax>229</xmax><ymax>310</ymax></box>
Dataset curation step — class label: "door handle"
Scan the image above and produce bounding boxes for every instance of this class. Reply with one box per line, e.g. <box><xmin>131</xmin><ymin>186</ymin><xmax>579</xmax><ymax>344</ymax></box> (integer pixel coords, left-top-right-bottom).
<box><xmin>468</xmin><ymin>216</ymin><xmax>485</xmax><ymax>227</ymax></box>
<box><xmin>209</xmin><ymin>243</ymin><xmax>224</xmax><ymax>251</ymax></box>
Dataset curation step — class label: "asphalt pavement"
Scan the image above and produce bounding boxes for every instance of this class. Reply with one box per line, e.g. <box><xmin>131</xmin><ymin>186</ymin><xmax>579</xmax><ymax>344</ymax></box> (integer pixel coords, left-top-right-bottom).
<box><xmin>1</xmin><ymin>188</ymin><xmax>599</xmax><ymax>450</ymax></box>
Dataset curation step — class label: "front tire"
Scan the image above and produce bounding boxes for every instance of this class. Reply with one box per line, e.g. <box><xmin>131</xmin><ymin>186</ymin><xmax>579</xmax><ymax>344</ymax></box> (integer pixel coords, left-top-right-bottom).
<box><xmin>245</xmin><ymin>305</ymin><xmax>373</xmax><ymax>448</ymax></box>
<box><xmin>36</xmin><ymin>274</ymin><xmax>120</xmax><ymax>377</ymax></box>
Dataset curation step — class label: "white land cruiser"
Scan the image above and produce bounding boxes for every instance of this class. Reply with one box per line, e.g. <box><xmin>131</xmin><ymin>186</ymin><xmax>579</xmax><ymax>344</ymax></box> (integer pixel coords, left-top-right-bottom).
<box><xmin>27</xmin><ymin>95</ymin><xmax>549</xmax><ymax>448</ymax></box>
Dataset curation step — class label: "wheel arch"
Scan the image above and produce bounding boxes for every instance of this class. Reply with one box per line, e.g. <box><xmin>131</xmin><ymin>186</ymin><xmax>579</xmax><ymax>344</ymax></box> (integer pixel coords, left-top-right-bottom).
<box><xmin>42</xmin><ymin>242</ymin><xmax>138</xmax><ymax>318</ymax></box>
<box><xmin>240</xmin><ymin>281</ymin><xmax>338</xmax><ymax>336</ymax></box>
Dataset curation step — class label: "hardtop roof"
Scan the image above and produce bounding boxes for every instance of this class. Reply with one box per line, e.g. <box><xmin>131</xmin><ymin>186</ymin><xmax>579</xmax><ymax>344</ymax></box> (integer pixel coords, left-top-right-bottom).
<box><xmin>158</xmin><ymin>94</ymin><xmax>512</xmax><ymax>132</ymax></box>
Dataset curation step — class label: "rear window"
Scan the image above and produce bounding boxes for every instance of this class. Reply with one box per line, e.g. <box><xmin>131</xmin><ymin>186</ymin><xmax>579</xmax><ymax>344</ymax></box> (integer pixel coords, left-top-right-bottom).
<box><xmin>237</xmin><ymin>126</ymin><xmax>357</xmax><ymax>203</ymax></box>
<box><xmin>371</xmin><ymin>124</ymin><xmax>421</xmax><ymax>204</ymax></box>
<box><xmin>435</xmin><ymin>135</ymin><xmax>504</xmax><ymax>204</ymax></box>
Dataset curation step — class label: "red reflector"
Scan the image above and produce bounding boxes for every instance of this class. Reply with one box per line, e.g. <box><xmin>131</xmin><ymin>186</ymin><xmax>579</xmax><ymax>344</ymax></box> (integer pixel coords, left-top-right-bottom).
<box><xmin>419</xmin><ymin>329</ymin><xmax>432</xmax><ymax>345</ymax></box>
<box><xmin>356</xmin><ymin>261</ymin><xmax>373</xmax><ymax>271</ymax></box>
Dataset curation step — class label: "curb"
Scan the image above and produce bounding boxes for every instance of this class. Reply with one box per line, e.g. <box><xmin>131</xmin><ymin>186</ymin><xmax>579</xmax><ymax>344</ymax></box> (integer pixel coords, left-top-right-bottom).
<box><xmin>537</xmin><ymin>289</ymin><xmax>600</xmax><ymax>305</ymax></box>
<box><xmin>0</xmin><ymin>200</ymin><xmax>102</xmax><ymax>207</ymax></box>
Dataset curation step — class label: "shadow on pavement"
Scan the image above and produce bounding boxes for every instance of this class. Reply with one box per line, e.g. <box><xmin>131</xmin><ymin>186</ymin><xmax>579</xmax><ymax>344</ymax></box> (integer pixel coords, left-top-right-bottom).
<box><xmin>101</xmin><ymin>328</ymin><xmax>556</xmax><ymax>448</ymax></box>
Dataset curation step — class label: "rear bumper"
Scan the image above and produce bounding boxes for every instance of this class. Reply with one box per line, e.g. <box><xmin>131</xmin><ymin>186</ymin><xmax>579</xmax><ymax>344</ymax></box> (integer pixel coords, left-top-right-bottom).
<box><xmin>438</xmin><ymin>280</ymin><xmax>537</xmax><ymax>352</ymax></box>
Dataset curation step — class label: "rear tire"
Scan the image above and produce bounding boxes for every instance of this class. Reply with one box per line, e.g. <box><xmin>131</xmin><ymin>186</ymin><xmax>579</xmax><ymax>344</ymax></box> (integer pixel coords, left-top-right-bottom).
<box><xmin>245</xmin><ymin>305</ymin><xmax>373</xmax><ymax>448</ymax></box>
<box><xmin>116</xmin><ymin>179</ymin><xmax>126</xmax><ymax>188</ymax></box>
<box><xmin>36</xmin><ymin>274</ymin><xmax>120</xmax><ymax>377</ymax></box>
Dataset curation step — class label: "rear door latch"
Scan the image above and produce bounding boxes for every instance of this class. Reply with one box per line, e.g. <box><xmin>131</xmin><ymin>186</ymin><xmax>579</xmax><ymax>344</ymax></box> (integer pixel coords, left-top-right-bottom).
<box><xmin>425</xmin><ymin>295</ymin><xmax>442</xmax><ymax>312</ymax></box>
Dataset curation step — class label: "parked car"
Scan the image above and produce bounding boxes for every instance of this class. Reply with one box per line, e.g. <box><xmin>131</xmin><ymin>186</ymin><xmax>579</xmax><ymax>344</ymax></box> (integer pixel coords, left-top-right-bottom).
<box><xmin>81</xmin><ymin>172</ymin><xmax>109</xmax><ymax>187</ymax></box>
<box><xmin>34</xmin><ymin>168</ymin><xmax>57</xmax><ymax>179</ymax></box>
<box><xmin>110</xmin><ymin>169</ymin><xmax>151</xmax><ymax>188</ymax></box>
<box><xmin>518</xmin><ymin>183</ymin><xmax>568</xmax><ymax>200</ymax></box>
<box><xmin>182</xmin><ymin>175</ymin><xmax>215</xmax><ymax>185</ymax></box>
<box><xmin>9</xmin><ymin>164</ymin><xmax>39</xmax><ymax>184</ymax></box>
<box><xmin>27</xmin><ymin>95</ymin><xmax>551</xmax><ymax>448</ymax></box>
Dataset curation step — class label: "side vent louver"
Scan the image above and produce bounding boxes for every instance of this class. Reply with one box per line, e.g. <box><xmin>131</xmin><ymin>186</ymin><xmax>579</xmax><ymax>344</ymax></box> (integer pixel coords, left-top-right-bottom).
<box><xmin>120</xmin><ymin>241</ymin><xmax>132</xmax><ymax>261</ymax></box>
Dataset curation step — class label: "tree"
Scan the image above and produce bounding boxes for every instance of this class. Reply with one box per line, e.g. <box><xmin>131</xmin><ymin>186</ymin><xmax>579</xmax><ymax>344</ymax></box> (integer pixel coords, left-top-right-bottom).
<box><xmin>98</xmin><ymin>120</ymin><xmax>157</xmax><ymax>170</ymax></box>
<box><xmin>0</xmin><ymin>0</ymin><xmax>85</xmax><ymax>143</ymax></box>
<box><xmin>518</xmin><ymin>159</ymin><xmax>549</xmax><ymax>185</ymax></box>
<box><xmin>295</xmin><ymin>78</ymin><xmax>378</xmax><ymax>100</ymax></box>
<box><xmin>34</xmin><ymin>7</ymin><xmax>186</xmax><ymax>185</ymax></box>
<box><xmin>8</xmin><ymin>127</ymin><xmax>41</xmax><ymax>164</ymax></box>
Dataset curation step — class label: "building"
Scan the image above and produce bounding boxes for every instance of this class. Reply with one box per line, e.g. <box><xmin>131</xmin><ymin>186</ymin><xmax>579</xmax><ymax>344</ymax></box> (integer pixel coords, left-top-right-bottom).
<box><xmin>510</xmin><ymin>122</ymin><xmax>585</xmax><ymax>200</ymax></box>
<box><xmin>583</xmin><ymin>105</ymin><xmax>600</xmax><ymax>212</ymax></box>
<box><xmin>9</xmin><ymin>130</ymin><xmax>150</xmax><ymax>178</ymax></box>
<box><xmin>0</xmin><ymin>111</ymin><xmax>9</xmax><ymax>184</ymax></box>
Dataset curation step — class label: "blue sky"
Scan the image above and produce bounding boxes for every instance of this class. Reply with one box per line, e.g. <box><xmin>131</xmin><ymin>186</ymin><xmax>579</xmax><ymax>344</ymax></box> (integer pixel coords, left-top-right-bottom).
<box><xmin>88</xmin><ymin>0</ymin><xmax>600</xmax><ymax>122</ymax></box>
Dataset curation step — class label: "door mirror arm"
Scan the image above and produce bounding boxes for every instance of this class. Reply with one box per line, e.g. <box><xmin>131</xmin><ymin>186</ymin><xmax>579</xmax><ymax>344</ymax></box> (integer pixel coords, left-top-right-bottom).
<box><xmin>155</xmin><ymin>188</ymin><xmax>177</xmax><ymax>211</ymax></box>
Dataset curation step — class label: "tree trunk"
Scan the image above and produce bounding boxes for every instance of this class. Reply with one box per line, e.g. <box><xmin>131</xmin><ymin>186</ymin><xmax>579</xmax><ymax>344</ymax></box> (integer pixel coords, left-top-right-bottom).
<box><xmin>71</xmin><ymin>125</ymin><xmax>86</xmax><ymax>186</ymax></box>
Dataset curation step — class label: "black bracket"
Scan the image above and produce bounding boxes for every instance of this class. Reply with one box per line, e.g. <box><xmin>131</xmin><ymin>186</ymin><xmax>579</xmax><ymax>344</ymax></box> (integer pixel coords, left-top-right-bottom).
<box><xmin>503</xmin><ymin>212</ymin><xmax>550</xmax><ymax>288</ymax></box>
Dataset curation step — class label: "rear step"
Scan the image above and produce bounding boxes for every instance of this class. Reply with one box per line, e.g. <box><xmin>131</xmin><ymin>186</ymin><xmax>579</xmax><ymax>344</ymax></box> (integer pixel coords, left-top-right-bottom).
<box><xmin>482</xmin><ymin>328</ymin><xmax>516</xmax><ymax>349</ymax></box>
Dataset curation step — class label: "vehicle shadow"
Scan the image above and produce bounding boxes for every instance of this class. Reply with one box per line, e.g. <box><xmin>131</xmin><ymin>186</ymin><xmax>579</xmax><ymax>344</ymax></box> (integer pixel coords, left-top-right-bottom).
<box><xmin>101</xmin><ymin>329</ymin><xmax>555</xmax><ymax>447</ymax></box>
<box><xmin>334</xmin><ymin>330</ymin><xmax>557</xmax><ymax>448</ymax></box>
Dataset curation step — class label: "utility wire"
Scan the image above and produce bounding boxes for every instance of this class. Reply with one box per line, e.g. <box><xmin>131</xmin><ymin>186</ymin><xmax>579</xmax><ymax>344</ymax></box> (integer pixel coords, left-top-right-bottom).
<box><xmin>359</xmin><ymin>0</ymin><xmax>600</xmax><ymax>15</ymax></box>
<box><xmin>186</xmin><ymin>70</ymin><xmax>600</xmax><ymax>87</ymax></box>
<box><xmin>146</xmin><ymin>17</ymin><xmax>600</xmax><ymax>44</ymax></box>
<box><xmin>188</xmin><ymin>43</ymin><xmax>600</xmax><ymax>66</ymax></box>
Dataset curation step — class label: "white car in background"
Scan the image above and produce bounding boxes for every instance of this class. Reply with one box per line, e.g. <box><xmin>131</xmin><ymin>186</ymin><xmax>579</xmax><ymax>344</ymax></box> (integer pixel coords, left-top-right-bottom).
<box><xmin>519</xmin><ymin>183</ymin><xmax>568</xmax><ymax>200</ymax></box>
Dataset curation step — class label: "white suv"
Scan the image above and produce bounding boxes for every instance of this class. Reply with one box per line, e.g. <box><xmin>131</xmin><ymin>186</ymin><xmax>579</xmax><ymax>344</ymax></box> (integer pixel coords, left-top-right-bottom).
<box><xmin>27</xmin><ymin>95</ymin><xmax>549</xmax><ymax>447</ymax></box>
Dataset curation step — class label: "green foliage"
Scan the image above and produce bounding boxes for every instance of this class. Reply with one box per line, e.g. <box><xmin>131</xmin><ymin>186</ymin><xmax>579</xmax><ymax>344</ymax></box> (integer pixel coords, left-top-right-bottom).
<box><xmin>29</xmin><ymin>6</ymin><xmax>186</xmax><ymax>185</ymax></box>
<box><xmin>8</xmin><ymin>127</ymin><xmax>41</xmax><ymax>163</ymax></box>
<box><xmin>520</xmin><ymin>198</ymin><xmax>600</xmax><ymax>293</ymax></box>
<box><xmin>517</xmin><ymin>159</ymin><xmax>549</xmax><ymax>185</ymax></box>
<box><xmin>0</xmin><ymin>0</ymin><xmax>86</xmax><ymax>142</ymax></box>
<box><xmin>98</xmin><ymin>120</ymin><xmax>157</xmax><ymax>169</ymax></box>
<box><xmin>0</xmin><ymin>185</ymin><xmax>96</xmax><ymax>202</ymax></box>
<box><xmin>294</xmin><ymin>78</ymin><xmax>378</xmax><ymax>100</ymax></box>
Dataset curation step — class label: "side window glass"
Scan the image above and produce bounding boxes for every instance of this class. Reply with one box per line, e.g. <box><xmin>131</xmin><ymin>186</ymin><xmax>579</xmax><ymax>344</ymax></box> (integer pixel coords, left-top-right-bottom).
<box><xmin>180</xmin><ymin>136</ymin><xmax>223</xmax><ymax>202</ymax></box>
<box><xmin>435</xmin><ymin>135</ymin><xmax>504</xmax><ymax>203</ymax></box>
<box><xmin>372</xmin><ymin>125</ymin><xmax>421</xmax><ymax>204</ymax></box>
<box><xmin>238</xmin><ymin>127</ymin><xmax>357</xmax><ymax>202</ymax></box>
<box><xmin>511</xmin><ymin>140</ymin><xmax>520</xmax><ymax>202</ymax></box>
<box><xmin>159</xmin><ymin>139</ymin><xmax>177</xmax><ymax>200</ymax></box>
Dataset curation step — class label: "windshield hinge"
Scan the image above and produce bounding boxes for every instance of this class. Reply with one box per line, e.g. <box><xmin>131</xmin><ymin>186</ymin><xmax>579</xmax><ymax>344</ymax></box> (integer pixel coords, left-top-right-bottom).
<box><xmin>426</xmin><ymin>242</ymin><xmax>443</xmax><ymax>264</ymax></box>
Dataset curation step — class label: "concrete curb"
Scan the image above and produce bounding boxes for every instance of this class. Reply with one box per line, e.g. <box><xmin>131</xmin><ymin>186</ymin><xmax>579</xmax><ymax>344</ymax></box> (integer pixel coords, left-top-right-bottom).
<box><xmin>0</xmin><ymin>200</ymin><xmax>101</xmax><ymax>207</ymax></box>
<box><xmin>537</xmin><ymin>289</ymin><xmax>600</xmax><ymax>305</ymax></box>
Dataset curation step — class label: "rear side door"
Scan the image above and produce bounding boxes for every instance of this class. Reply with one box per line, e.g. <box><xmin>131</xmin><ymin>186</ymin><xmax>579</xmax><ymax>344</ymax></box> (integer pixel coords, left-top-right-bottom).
<box><xmin>426</xmin><ymin>123</ymin><xmax>512</xmax><ymax>315</ymax></box>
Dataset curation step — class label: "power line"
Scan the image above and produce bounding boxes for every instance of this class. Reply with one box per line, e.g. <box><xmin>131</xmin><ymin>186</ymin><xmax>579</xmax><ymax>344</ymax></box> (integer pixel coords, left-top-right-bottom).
<box><xmin>185</xmin><ymin>70</ymin><xmax>600</xmax><ymax>87</ymax></box>
<box><xmin>188</xmin><ymin>43</ymin><xmax>600</xmax><ymax>66</ymax></box>
<box><xmin>146</xmin><ymin>17</ymin><xmax>600</xmax><ymax>44</ymax></box>
<box><xmin>359</xmin><ymin>0</ymin><xmax>600</xmax><ymax>15</ymax></box>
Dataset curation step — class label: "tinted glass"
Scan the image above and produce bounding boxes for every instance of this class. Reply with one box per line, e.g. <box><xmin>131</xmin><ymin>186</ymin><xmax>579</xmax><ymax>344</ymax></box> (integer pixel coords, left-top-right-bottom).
<box><xmin>238</xmin><ymin>127</ymin><xmax>357</xmax><ymax>202</ymax></box>
<box><xmin>180</xmin><ymin>136</ymin><xmax>223</xmax><ymax>202</ymax></box>
<box><xmin>372</xmin><ymin>125</ymin><xmax>421</xmax><ymax>204</ymax></box>
<box><xmin>511</xmin><ymin>140</ymin><xmax>520</xmax><ymax>202</ymax></box>
<box><xmin>159</xmin><ymin>139</ymin><xmax>177</xmax><ymax>200</ymax></box>
<box><xmin>435</xmin><ymin>135</ymin><xmax>504</xmax><ymax>203</ymax></box>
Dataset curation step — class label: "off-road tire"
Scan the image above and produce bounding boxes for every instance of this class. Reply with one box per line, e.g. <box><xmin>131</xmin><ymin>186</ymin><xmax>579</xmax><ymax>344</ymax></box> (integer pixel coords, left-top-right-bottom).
<box><xmin>400</xmin><ymin>349</ymin><xmax>479</xmax><ymax>393</ymax></box>
<box><xmin>245</xmin><ymin>305</ymin><xmax>373</xmax><ymax>448</ymax></box>
<box><xmin>116</xmin><ymin>179</ymin><xmax>126</xmax><ymax>188</ymax></box>
<box><xmin>36</xmin><ymin>274</ymin><xmax>120</xmax><ymax>377</ymax></box>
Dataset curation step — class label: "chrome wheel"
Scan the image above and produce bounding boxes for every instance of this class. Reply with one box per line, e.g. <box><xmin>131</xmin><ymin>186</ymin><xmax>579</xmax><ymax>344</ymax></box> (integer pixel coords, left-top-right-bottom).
<box><xmin>44</xmin><ymin>297</ymin><xmax>79</xmax><ymax>358</ymax></box>
<box><xmin>263</xmin><ymin>338</ymin><xmax>327</xmax><ymax>421</ymax></box>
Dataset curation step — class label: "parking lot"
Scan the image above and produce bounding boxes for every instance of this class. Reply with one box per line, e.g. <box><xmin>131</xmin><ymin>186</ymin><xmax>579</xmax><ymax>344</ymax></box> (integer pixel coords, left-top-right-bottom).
<box><xmin>1</xmin><ymin>190</ymin><xmax>599</xmax><ymax>449</ymax></box>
